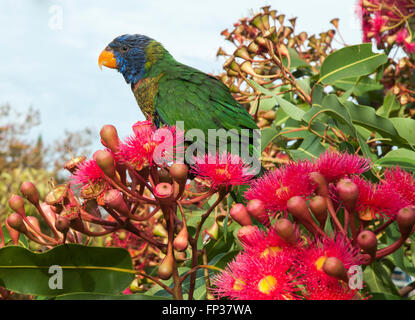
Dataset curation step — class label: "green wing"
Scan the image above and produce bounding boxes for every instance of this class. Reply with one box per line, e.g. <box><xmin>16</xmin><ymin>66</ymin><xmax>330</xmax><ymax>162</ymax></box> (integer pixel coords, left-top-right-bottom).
<box><xmin>154</xmin><ymin>63</ymin><xmax>259</xmax><ymax>155</ymax></box>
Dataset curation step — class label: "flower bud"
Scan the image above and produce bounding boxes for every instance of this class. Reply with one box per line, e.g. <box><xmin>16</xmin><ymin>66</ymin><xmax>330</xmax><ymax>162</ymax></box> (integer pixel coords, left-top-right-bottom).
<box><xmin>27</xmin><ymin>216</ymin><xmax>41</xmax><ymax>233</ymax></box>
<box><xmin>323</xmin><ymin>257</ymin><xmax>348</xmax><ymax>283</ymax></box>
<box><xmin>246</xmin><ymin>199</ymin><xmax>269</xmax><ymax>225</ymax></box>
<box><xmin>8</xmin><ymin>195</ymin><xmax>26</xmax><ymax>216</ymax></box>
<box><xmin>94</xmin><ymin>150</ymin><xmax>116</xmax><ymax>179</ymax></box>
<box><xmin>5</xmin><ymin>219</ymin><xmax>20</xmax><ymax>245</ymax></box>
<box><xmin>309</xmin><ymin>196</ymin><xmax>328</xmax><ymax>227</ymax></box>
<box><xmin>20</xmin><ymin>181</ymin><xmax>39</xmax><ymax>205</ymax></box>
<box><xmin>357</xmin><ymin>230</ymin><xmax>377</xmax><ymax>257</ymax></box>
<box><xmin>236</xmin><ymin>225</ymin><xmax>258</xmax><ymax>244</ymax></box>
<box><xmin>7</xmin><ymin>213</ymin><xmax>27</xmax><ymax>233</ymax></box>
<box><xmin>310</xmin><ymin>172</ymin><xmax>329</xmax><ymax>197</ymax></box>
<box><xmin>287</xmin><ymin>196</ymin><xmax>313</xmax><ymax>224</ymax></box>
<box><xmin>153</xmin><ymin>224</ymin><xmax>168</xmax><ymax>238</ymax></box>
<box><xmin>40</xmin><ymin>203</ymin><xmax>57</xmax><ymax>228</ymax></box>
<box><xmin>173</xmin><ymin>225</ymin><xmax>188</xmax><ymax>252</ymax></box>
<box><xmin>169</xmin><ymin>163</ymin><xmax>188</xmax><ymax>184</ymax></box>
<box><xmin>103</xmin><ymin>189</ymin><xmax>130</xmax><ymax>217</ymax></box>
<box><xmin>158</xmin><ymin>168</ymin><xmax>173</xmax><ymax>183</ymax></box>
<box><xmin>174</xmin><ymin>250</ymin><xmax>187</xmax><ymax>263</ymax></box>
<box><xmin>55</xmin><ymin>216</ymin><xmax>70</xmax><ymax>234</ymax></box>
<box><xmin>336</xmin><ymin>179</ymin><xmax>359</xmax><ymax>212</ymax></box>
<box><xmin>230</xmin><ymin>204</ymin><xmax>252</xmax><ymax>226</ymax></box>
<box><xmin>158</xmin><ymin>252</ymin><xmax>174</xmax><ymax>280</ymax></box>
<box><xmin>397</xmin><ymin>206</ymin><xmax>415</xmax><ymax>239</ymax></box>
<box><xmin>100</xmin><ymin>125</ymin><xmax>120</xmax><ymax>153</ymax></box>
<box><xmin>262</xmin><ymin>110</ymin><xmax>276</xmax><ymax>121</ymax></box>
<box><xmin>274</xmin><ymin>218</ymin><xmax>296</xmax><ymax>245</ymax></box>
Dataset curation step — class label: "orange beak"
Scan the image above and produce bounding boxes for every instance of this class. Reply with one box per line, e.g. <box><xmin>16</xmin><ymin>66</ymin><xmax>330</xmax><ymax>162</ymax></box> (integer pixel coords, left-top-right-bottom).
<box><xmin>98</xmin><ymin>49</ymin><xmax>117</xmax><ymax>70</ymax></box>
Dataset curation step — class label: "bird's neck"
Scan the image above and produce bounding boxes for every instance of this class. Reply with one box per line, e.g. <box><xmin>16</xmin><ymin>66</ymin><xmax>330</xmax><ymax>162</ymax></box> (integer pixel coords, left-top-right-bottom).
<box><xmin>130</xmin><ymin>41</ymin><xmax>174</xmax><ymax>118</ymax></box>
<box><xmin>142</xmin><ymin>40</ymin><xmax>176</xmax><ymax>78</ymax></box>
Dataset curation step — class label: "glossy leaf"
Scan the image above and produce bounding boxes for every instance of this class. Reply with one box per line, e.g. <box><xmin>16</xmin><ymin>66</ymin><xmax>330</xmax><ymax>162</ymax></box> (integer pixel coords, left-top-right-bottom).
<box><xmin>376</xmin><ymin>92</ymin><xmax>401</xmax><ymax>118</ymax></box>
<box><xmin>333</xmin><ymin>76</ymin><xmax>383</xmax><ymax>96</ymax></box>
<box><xmin>55</xmin><ymin>292</ymin><xmax>171</xmax><ymax>300</ymax></box>
<box><xmin>319</xmin><ymin>44</ymin><xmax>387</xmax><ymax>84</ymax></box>
<box><xmin>248</xmin><ymin>80</ymin><xmax>305</xmax><ymax>121</ymax></box>
<box><xmin>0</xmin><ymin>244</ymin><xmax>135</xmax><ymax>296</ymax></box>
<box><xmin>343</xmin><ymin>101</ymin><xmax>404</xmax><ymax>144</ymax></box>
<box><xmin>363</xmin><ymin>261</ymin><xmax>400</xmax><ymax>296</ymax></box>
<box><xmin>374</xmin><ymin>149</ymin><xmax>415</xmax><ymax>172</ymax></box>
<box><xmin>390</xmin><ymin>118</ymin><xmax>415</xmax><ymax>147</ymax></box>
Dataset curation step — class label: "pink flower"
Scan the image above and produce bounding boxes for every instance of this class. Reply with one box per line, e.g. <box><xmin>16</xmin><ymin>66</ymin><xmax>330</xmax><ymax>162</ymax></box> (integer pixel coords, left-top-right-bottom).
<box><xmin>305</xmin><ymin>278</ymin><xmax>362</xmax><ymax>300</ymax></box>
<box><xmin>71</xmin><ymin>158</ymin><xmax>105</xmax><ymax>187</ymax></box>
<box><xmin>118</xmin><ymin>121</ymin><xmax>184</xmax><ymax>170</ymax></box>
<box><xmin>212</xmin><ymin>253</ymin><xmax>302</xmax><ymax>300</ymax></box>
<box><xmin>190</xmin><ymin>152</ymin><xmax>255</xmax><ymax>189</ymax></box>
<box><xmin>297</xmin><ymin>233</ymin><xmax>363</xmax><ymax>285</ymax></box>
<box><xmin>396</xmin><ymin>28</ymin><xmax>409</xmax><ymax>44</ymax></box>
<box><xmin>382</xmin><ymin>166</ymin><xmax>415</xmax><ymax>207</ymax></box>
<box><xmin>314</xmin><ymin>151</ymin><xmax>371</xmax><ymax>182</ymax></box>
<box><xmin>238</xmin><ymin>224</ymin><xmax>301</xmax><ymax>262</ymax></box>
<box><xmin>348</xmin><ymin>176</ymin><xmax>405</xmax><ymax>220</ymax></box>
<box><xmin>245</xmin><ymin>160</ymin><xmax>316</xmax><ymax>215</ymax></box>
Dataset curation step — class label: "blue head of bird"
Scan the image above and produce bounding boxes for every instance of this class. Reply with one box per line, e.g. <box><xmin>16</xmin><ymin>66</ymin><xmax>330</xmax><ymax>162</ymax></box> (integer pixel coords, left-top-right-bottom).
<box><xmin>99</xmin><ymin>34</ymin><xmax>153</xmax><ymax>84</ymax></box>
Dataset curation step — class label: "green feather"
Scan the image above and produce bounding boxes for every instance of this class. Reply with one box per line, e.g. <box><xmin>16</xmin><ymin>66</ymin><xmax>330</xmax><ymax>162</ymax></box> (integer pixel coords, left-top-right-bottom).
<box><xmin>133</xmin><ymin>42</ymin><xmax>259</xmax><ymax>157</ymax></box>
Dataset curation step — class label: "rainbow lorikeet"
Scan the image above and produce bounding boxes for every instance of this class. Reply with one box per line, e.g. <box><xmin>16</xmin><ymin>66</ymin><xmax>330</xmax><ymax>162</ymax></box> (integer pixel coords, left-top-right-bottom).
<box><xmin>98</xmin><ymin>34</ymin><xmax>260</xmax><ymax>163</ymax></box>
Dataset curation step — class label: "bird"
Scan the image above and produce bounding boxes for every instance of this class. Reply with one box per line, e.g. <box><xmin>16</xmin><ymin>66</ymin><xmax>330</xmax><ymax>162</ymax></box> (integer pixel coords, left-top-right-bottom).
<box><xmin>98</xmin><ymin>34</ymin><xmax>260</xmax><ymax>164</ymax></box>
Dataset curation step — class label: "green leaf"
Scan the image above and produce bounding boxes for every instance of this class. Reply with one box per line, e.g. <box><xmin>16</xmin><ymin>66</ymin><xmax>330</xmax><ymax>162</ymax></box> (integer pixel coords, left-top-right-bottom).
<box><xmin>288</xmin><ymin>134</ymin><xmax>327</xmax><ymax>161</ymax></box>
<box><xmin>377</xmin><ymin>92</ymin><xmax>400</xmax><ymax>118</ymax></box>
<box><xmin>0</xmin><ymin>244</ymin><xmax>135</xmax><ymax>296</ymax></box>
<box><xmin>333</xmin><ymin>76</ymin><xmax>383</xmax><ymax>96</ymax></box>
<box><xmin>304</xmin><ymin>95</ymin><xmax>374</xmax><ymax>160</ymax></box>
<box><xmin>253</xmin><ymin>97</ymin><xmax>276</xmax><ymax>111</ymax></box>
<box><xmin>390</xmin><ymin>118</ymin><xmax>415</xmax><ymax>147</ymax></box>
<box><xmin>343</xmin><ymin>101</ymin><xmax>404</xmax><ymax>144</ymax></box>
<box><xmin>55</xmin><ymin>292</ymin><xmax>171</xmax><ymax>300</ymax></box>
<box><xmin>374</xmin><ymin>149</ymin><xmax>415</xmax><ymax>172</ymax></box>
<box><xmin>205</xmin><ymin>228</ymin><xmax>235</xmax><ymax>260</ymax></box>
<box><xmin>363</xmin><ymin>261</ymin><xmax>400</xmax><ymax>296</ymax></box>
<box><xmin>260</xmin><ymin>127</ymin><xmax>279</xmax><ymax>152</ymax></box>
<box><xmin>248</xmin><ymin>80</ymin><xmax>305</xmax><ymax>121</ymax></box>
<box><xmin>370</xmin><ymin>292</ymin><xmax>408</xmax><ymax>300</ymax></box>
<box><xmin>283</xmin><ymin>47</ymin><xmax>310</xmax><ymax>70</ymax></box>
<box><xmin>209</xmin><ymin>250</ymin><xmax>239</xmax><ymax>270</ymax></box>
<box><xmin>1</xmin><ymin>224</ymin><xmax>28</xmax><ymax>247</ymax></box>
<box><xmin>274</xmin><ymin>95</ymin><xmax>306</xmax><ymax>121</ymax></box>
<box><xmin>319</xmin><ymin>43</ymin><xmax>387</xmax><ymax>85</ymax></box>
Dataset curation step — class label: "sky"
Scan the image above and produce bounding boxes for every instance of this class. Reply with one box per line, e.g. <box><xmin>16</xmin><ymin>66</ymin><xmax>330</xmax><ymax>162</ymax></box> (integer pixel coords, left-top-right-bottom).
<box><xmin>0</xmin><ymin>0</ymin><xmax>363</xmax><ymax>153</ymax></box>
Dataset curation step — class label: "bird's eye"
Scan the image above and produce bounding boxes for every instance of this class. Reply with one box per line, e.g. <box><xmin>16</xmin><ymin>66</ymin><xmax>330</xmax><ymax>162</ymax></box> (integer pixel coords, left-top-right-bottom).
<box><xmin>121</xmin><ymin>45</ymin><xmax>129</xmax><ymax>52</ymax></box>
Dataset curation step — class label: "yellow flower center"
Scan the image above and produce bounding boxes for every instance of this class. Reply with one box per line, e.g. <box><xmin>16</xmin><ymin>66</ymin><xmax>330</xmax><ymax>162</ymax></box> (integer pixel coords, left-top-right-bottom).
<box><xmin>275</xmin><ymin>186</ymin><xmax>288</xmax><ymax>197</ymax></box>
<box><xmin>232</xmin><ymin>278</ymin><xmax>245</xmax><ymax>291</ymax></box>
<box><xmin>215</xmin><ymin>168</ymin><xmax>231</xmax><ymax>179</ymax></box>
<box><xmin>358</xmin><ymin>208</ymin><xmax>374</xmax><ymax>221</ymax></box>
<box><xmin>258</xmin><ymin>275</ymin><xmax>278</xmax><ymax>294</ymax></box>
<box><xmin>315</xmin><ymin>256</ymin><xmax>327</xmax><ymax>271</ymax></box>
<box><xmin>260</xmin><ymin>246</ymin><xmax>282</xmax><ymax>258</ymax></box>
<box><xmin>143</xmin><ymin>141</ymin><xmax>157</xmax><ymax>153</ymax></box>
